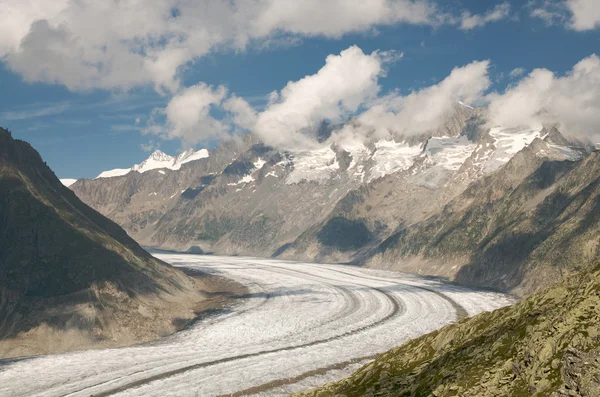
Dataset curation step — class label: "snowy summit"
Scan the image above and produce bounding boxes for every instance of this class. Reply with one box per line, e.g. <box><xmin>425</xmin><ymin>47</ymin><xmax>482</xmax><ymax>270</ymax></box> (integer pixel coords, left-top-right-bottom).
<box><xmin>96</xmin><ymin>148</ymin><xmax>209</xmax><ymax>179</ymax></box>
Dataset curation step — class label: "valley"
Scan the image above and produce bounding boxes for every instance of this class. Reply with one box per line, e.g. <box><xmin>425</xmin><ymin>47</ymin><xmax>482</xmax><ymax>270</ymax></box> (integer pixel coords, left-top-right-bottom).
<box><xmin>0</xmin><ymin>253</ymin><xmax>513</xmax><ymax>397</ymax></box>
<box><xmin>3</xmin><ymin>3</ymin><xmax>600</xmax><ymax>395</ymax></box>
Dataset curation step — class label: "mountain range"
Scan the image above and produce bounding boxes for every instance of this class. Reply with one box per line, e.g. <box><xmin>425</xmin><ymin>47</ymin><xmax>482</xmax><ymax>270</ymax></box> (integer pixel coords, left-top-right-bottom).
<box><xmin>68</xmin><ymin>103</ymin><xmax>595</xmax><ymax>298</ymax></box>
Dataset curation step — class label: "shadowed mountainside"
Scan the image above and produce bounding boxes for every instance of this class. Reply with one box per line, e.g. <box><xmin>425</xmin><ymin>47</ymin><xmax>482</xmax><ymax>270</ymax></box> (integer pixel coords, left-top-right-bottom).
<box><xmin>0</xmin><ymin>128</ymin><xmax>213</xmax><ymax>358</ymax></box>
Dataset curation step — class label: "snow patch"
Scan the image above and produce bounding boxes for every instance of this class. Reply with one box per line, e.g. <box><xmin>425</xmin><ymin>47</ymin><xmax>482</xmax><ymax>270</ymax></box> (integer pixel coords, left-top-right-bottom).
<box><xmin>484</xmin><ymin>126</ymin><xmax>543</xmax><ymax>173</ymax></box>
<box><xmin>228</xmin><ymin>175</ymin><xmax>255</xmax><ymax>186</ymax></box>
<box><xmin>60</xmin><ymin>178</ymin><xmax>78</xmax><ymax>187</ymax></box>
<box><xmin>286</xmin><ymin>147</ymin><xmax>340</xmax><ymax>184</ymax></box>
<box><xmin>369</xmin><ymin>140</ymin><xmax>422</xmax><ymax>181</ymax></box>
<box><xmin>457</xmin><ymin>100</ymin><xmax>474</xmax><ymax>109</ymax></box>
<box><xmin>253</xmin><ymin>158</ymin><xmax>266</xmax><ymax>170</ymax></box>
<box><xmin>423</xmin><ymin>136</ymin><xmax>477</xmax><ymax>171</ymax></box>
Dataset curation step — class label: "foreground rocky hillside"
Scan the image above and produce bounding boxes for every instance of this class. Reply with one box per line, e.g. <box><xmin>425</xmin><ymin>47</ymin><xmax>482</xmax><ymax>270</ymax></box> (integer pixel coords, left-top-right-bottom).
<box><xmin>296</xmin><ymin>257</ymin><xmax>600</xmax><ymax>397</ymax></box>
<box><xmin>0</xmin><ymin>128</ymin><xmax>216</xmax><ymax>358</ymax></box>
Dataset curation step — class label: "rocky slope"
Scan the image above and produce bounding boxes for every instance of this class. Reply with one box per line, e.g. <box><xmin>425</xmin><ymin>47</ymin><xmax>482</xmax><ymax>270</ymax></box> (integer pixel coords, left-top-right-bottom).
<box><xmin>366</xmin><ymin>126</ymin><xmax>596</xmax><ymax>296</ymax></box>
<box><xmin>70</xmin><ymin>105</ymin><xmax>511</xmax><ymax>255</ymax></box>
<box><xmin>295</xmin><ymin>257</ymin><xmax>600</xmax><ymax>397</ymax></box>
<box><xmin>68</xmin><ymin>106</ymin><xmax>590</xmax><ymax>296</ymax></box>
<box><xmin>0</xmin><ymin>128</ymin><xmax>213</xmax><ymax>358</ymax></box>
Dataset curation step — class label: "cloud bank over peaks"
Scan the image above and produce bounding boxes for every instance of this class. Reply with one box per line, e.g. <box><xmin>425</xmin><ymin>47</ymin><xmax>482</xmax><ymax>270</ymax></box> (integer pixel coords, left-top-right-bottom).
<box><xmin>145</xmin><ymin>47</ymin><xmax>600</xmax><ymax>151</ymax></box>
<box><xmin>345</xmin><ymin>60</ymin><xmax>491</xmax><ymax>141</ymax></box>
<box><xmin>145</xmin><ymin>45</ymin><xmax>392</xmax><ymax>148</ymax></box>
<box><xmin>487</xmin><ymin>54</ymin><xmax>600</xmax><ymax>140</ymax></box>
<box><xmin>144</xmin><ymin>83</ymin><xmax>228</xmax><ymax>144</ymax></box>
<box><xmin>252</xmin><ymin>46</ymin><xmax>389</xmax><ymax>149</ymax></box>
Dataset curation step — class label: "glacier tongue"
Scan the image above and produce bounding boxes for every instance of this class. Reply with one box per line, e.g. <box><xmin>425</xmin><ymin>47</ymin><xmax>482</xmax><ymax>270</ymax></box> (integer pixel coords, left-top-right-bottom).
<box><xmin>422</xmin><ymin>136</ymin><xmax>477</xmax><ymax>172</ymax></box>
<box><xmin>286</xmin><ymin>147</ymin><xmax>340</xmax><ymax>185</ymax></box>
<box><xmin>483</xmin><ymin>126</ymin><xmax>543</xmax><ymax>173</ymax></box>
<box><xmin>369</xmin><ymin>140</ymin><xmax>422</xmax><ymax>181</ymax></box>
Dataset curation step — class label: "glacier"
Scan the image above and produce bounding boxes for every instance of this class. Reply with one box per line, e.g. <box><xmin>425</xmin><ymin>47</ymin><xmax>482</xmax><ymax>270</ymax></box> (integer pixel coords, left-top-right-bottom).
<box><xmin>0</xmin><ymin>253</ymin><xmax>515</xmax><ymax>397</ymax></box>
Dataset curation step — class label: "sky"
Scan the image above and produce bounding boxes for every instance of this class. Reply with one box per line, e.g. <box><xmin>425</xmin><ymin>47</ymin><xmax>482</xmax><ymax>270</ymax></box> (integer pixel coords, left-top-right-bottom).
<box><xmin>0</xmin><ymin>0</ymin><xmax>599</xmax><ymax>179</ymax></box>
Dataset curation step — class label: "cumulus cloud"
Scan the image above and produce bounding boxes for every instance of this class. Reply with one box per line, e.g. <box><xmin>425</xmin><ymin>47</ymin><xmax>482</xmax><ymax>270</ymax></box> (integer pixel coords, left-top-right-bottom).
<box><xmin>253</xmin><ymin>46</ymin><xmax>387</xmax><ymax>148</ymax></box>
<box><xmin>566</xmin><ymin>0</ymin><xmax>600</xmax><ymax>30</ymax></box>
<box><xmin>223</xmin><ymin>95</ymin><xmax>258</xmax><ymax>131</ymax></box>
<box><xmin>347</xmin><ymin>60</ymin><xmax>491</xmax><ymax>140</ymax></box>
<box><xmin>146</xmin><ymin>45</ymin><xmax>398</xmax><ymax>148</ymax></box>
<box><xmin>529</xmin><ymin>0</ymin><xmax>600</xmax><ymax>30</ymax></box>
<box><xmin>487</xmin><ymin>54</ymin><xmax>600</xmax><ymax>139</ymax></box>
<box><xmin>146</xmin><ymin>49</ymin><xmax>494</xmax><ymax>149</ymax></box>
<box><xmin>0</xmin><ymin>0</ymin><xmax>445</xmax><ymax>92</ymax></box>
<box><xmin>144</xmin><ymin>83</ymin><xmax>228</xmax><ymax>144</ymax></box>
<box><xmin>249</xmin><ymin>0</ymin><xmax>441</xmax><ymax>38</ymax></box>
<box><xmin>459</xmin><ymin>2</ymin><xmax>511</xmax><ymax>30</ymax></box>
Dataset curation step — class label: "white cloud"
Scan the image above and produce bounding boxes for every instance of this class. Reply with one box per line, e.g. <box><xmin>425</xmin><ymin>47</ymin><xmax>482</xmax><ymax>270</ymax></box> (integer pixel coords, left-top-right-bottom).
<box><xmin>0</xmin><ymin>0</ymin><xmax>445</xmax><ymax>93</ymax></box>
<box><xmin>146</xmin><ymin>48</ymin><xmax>494</xmax><ymax>149</ymax></box>
<box><xmin>487</xmin><ymin>54</ymin><xmax>600</xmax><ymax>139</ymax></box>
<box><xmin>459</xmin><ymin>2</ymin><xmax>511</xmax><ymax>30</ymax></box>
<box><xmin>223</xmin><ymin>95</ymin><xmax>258</xmax><ymax>131</ymax></box>
<box><xmin>145</xmin><ymin>83</ymin><xmax>228</xmax><ymax>144</ymax></box>
<box><xmin>350</xmin><ymin>60</ymin><xmax>491</xmax><ymax>140</ymax></box>
<box><xmin>147</xmin><ymin>45</ymin><xmax>398</xmax><ymax>148</ymax></box>
<box><xmin>140</xmin><ymin>140</ymin><xmax>159</xmax><ymax>153</ymax></box>
<box><xmin>249</xmin><ymin>0</ymin><xmax>441</xmax><ymax>38</ymax></box>
<box><xmin>529</xmin><ymin>1</ymin><xmax>567</xmax><ymax>25</ymax></box>
<box><xmin>529</xmin><ymin>0</ymin><xmax>600</xmax><ymax>30</ymax></box>
<box><xmin>0</xmin><ymin>101</ymin><xmax>71</xmax><ymax>121</ymax></box>
<box><xmin>566</xmin><ymin>0</ymin><xmax>600</xmax><ymax>30</ymax></box>
<box><xmin>253</xmin><ymin>46</ymin><xmax>386</xmax><ymax>148</ymax></box>
<box><xmin>509</xmin><ymin>67</ymin><xmax>526</xmax><ymax>78</ymax></box>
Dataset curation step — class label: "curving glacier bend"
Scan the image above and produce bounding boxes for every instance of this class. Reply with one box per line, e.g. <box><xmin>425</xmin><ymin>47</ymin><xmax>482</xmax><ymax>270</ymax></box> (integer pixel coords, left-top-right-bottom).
<box><xmin>0</xmin><ymin>254</ymin><xmax>515</xmax><ymax>397</ymax></box>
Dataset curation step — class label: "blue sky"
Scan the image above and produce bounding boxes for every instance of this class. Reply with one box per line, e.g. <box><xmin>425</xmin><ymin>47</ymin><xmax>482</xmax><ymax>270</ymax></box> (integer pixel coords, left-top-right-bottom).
<box><xmin>1</xmin><ymin>0</ymin><xmax>599</xmax><ymax>179</ymax></box>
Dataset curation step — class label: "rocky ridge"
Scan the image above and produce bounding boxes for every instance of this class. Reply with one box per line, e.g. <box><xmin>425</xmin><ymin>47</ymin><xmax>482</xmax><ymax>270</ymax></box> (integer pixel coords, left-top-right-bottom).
<box><xmin>0</xmin><ymin>128</ymin><xmax>215</xmax><ymax>358</ymax></box>
<box><xmin>69</xmin><ymin>106</ymin><xmax>590</xmax><ymax>295</ymax></box>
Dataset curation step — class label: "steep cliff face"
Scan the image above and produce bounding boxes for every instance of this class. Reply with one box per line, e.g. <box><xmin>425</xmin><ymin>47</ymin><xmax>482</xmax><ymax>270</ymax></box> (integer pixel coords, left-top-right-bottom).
<box><xmin>296</xmin><ymin>258</ymin><xmax>600</xmax><ymax>397</ymax></box>
<box><xmin>0</xmin><ymin>128</ymin><xmax>210</xmax><ymax>358</ymax></box>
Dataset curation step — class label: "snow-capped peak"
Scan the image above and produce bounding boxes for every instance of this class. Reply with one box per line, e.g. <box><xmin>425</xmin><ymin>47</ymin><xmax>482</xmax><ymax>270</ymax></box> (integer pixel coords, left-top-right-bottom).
<box><xmin>177</xmin><ymin>148</ymin><xmax>209</xmax><ymax>165</ymax></box>
<box><xmin>96</xmin><ymin>148</ymin><xmax>209</xmax><ymax>179</ymax></box>
<box><xmin>148</xmin><ymin>150</ymin><xmax>173</xmax><ymax>162</ymax></box>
